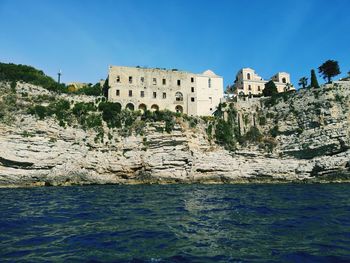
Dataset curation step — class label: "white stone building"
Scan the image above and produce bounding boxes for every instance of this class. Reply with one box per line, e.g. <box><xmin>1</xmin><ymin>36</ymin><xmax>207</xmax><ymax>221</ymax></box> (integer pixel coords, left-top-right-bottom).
<box><xmin>234</xmin><ymin>68</ymin><xmax>293</xmax><ymax>96</ymax></box>
<box><xmin>107</xmin><ymin>66</ymin><xmax>223</xmax><ymax>116</ymax></box>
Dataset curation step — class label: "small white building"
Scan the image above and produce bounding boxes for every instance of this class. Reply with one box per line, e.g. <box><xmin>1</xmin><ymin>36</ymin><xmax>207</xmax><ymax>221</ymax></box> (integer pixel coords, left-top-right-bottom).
<box><xmin>234</xmin><ymin>68</ymin><xmax>293</xmax><ymax>96</ymax></box>
<box><xmin>107</xmin><ymin>66</ymin><xmax>223</xmax><ymax>116</ymax></box>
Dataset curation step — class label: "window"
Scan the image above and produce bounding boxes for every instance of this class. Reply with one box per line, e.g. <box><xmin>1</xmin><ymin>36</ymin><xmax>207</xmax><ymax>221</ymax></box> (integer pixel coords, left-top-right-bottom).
<box><xmin>177</xmin><ymin>80</ymin><xmax>181</xmax><ymax>86</ymax></box>
<box><xmin>191</xmin><ymin>87</ymin><xmax>194</xmax><ymax>92</ymax></box>
<box><xmin>248</xmin><ymin>85</ymin><xmax>252</xmax><ymax>90</ymax></box>
<box><xmin>129</xmin><ymin>76</ymin><xmax>133</xmax><ymax>84</ymax></box>
<box><xmin>140</xmin><ymin>91</ymin><xmax>145</xmax><ymax>97</ymax></box>
<box><xmin>191</xmin><ymin>97</ymin><xmax>195</xmax><ymax>102</ymax></box>
<box><xmin>162</xmin><ymin>92</ymin><xmax>166</xmax><ymax>99</ymax></box>
<box><xmin>247</xmin><ymin>73</ymin><xmax>251</xmax><ymax>80</ymax></box>
<box><xmin>153</xmin><ymin>92</ymin><xmax>157</xmax><ymax>98</ymax></box>
<box><xmin>116</xmin><ymin>76</ymin><xmax>120</xmax><ymax>83</ymax></box>
<box><xmin>209</xmin><ymin>96</ymin><xmax>212</xmax><ymax>103</ymax></box>
<box><xmin>129</xmin><ymin>90</ymin><xmax>132</xmax><ymax>97</ymax></box>
<box><xmin>153</xmin><ymin>78</ymin><xmax>157</xmax><ymax>85</ymax></box>
<box><xmin>175</xmin><ymin>105</ymin><xmax>183</xmax><ymax>113</ymax></box>
<box><xmin>191</xmin><ymin>77</ymin><xmax>194</xmax><ymax>83</ymax></box>
<box><xmin>175</xmin><ymin>92</ymin><xmax>183</xmax><ymax>101</ymax></box>
<box><xmin>210</xmin><ymin>108</ymin><xmax>212</xmax><ymax>111</ymax></box>
<box><xmin>258</xmin><ymin>86</ymin><xmax>261</xmax><ymax>91</ymax></box>
<box><xmin>208</xmin><ymin>78</ymin><xmax>211</xmax><ymax>88</ymax></box>
<box><xmin>162</xmin><ymin>79</ymin><xmax>166</xmax><ymax>85</ymax></box>
<box><xmin>282</xmin><ymin>77</ymin><xmax>286</xmax><ymax>83</ymax></box>
<box><xmin>116</xmin><ymin>90</ymin><xmax>120</xmax><ymax>96</ymax></box>
<box><xmin>141</xmin><ymin>77</ymin><xmax>144</xmax><ymax>83</ymax></box>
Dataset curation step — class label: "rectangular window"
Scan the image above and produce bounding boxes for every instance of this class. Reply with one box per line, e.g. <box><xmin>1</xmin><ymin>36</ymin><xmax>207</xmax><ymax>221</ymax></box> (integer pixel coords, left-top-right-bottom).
<box><xmin>177</xmin><ymin>80</ymin><xmax>181</xmax><ymax>86</ymax></box>
<box><xmin>248</xmin><ymin>85</ymin><xmax>252</xmax><ymax>90</ymax></box>
<box><xmin>191</xmin><ymin>77</ymin><xmax>194</xmax><ymax>83</ymax></box>
<box><xmin>191</xmin><ymin>97</ymin><xmax>195</xmax><ymax>102</ymax></box>
<box><xmin>116</xmin><ymin>90</ymin><xmax>120</xmax><ymax>96</ymax></box>
<box><xmin>258</xmin><ymin>86</ymin><xmax>261</xmax><ymax>91</ymax></box>
<box><xmin>153</xmin><ymin>92</ymin><xmax>157</xmax><ymax>98</ymax></box>
<box><xmin>208</xmin><ymin>78</ymin><xmax>211</xmax><ymax>88</ymax></box>
<box><xmin>162</xmin><ymin>79</ymin><xmax>166</xmax><ymax>85</ymax></box>
<box><xmin>141</xmin><ymin>77</ymin><xmax>144</xmax><ymax>83</ymax></box>
<box><xmin>162</xmin><ymin>92</ymin><xmax>166</xmax><ymax>99</ymax></box>
<box><xmin>129</xmin><ymin>76</ymin><xmax>133</xmax><ymax>84</ymax></box>
<box><xmin>129</xmin><ymin>90</ymin><xmax>132</xmax><ymax>97</ymax></box>
<box><xmin>153</xmin><ymin>78</ymin><xmax>157</xmax><ymax>85</ymax></box>
<box><xmin>191</xmin><ymin>87</ymin><xmax>194</xmax><ymax>92</ymax></box>
<box><xmin>140</xmin><ymin>91</ymin><xmax>145</xmax><ymax>97</ymax></box>
<box><xmin>116</xmin><ymin>76</ymin><xmax>120</xmax><ymax>83</ymax></box>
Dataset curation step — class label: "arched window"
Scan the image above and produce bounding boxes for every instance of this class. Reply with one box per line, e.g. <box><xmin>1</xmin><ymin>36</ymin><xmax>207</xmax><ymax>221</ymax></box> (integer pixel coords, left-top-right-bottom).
<box><xmin>247</xmin><ymin>73</ymin><xmax>251</xmax><ymax>80</ymax></box>
<box><xmin>138</xmin><ymin>104</ymin><xmax>147</xmax><ymax>113</ymax></box>
<box><xmin>126</xmin><ymin>103</ymin><xmax>134</xmax><ymax>111</ymax></box>
<box><xmin>175</xmin><ymin>92</ymin><xmax>183</xmax><ymax>101</ymax></box>
<box><xmin>151</xmin><ymin>104</ymin><xmax>159</xmax><ymax>112</ymax></box>
<box><xmin>175</xmin><ymin>105</ymin><xmax>183</xmax><ymax>113</ymax></box>
<box><xmin>282</xmin><ymin>77</ymin><xmax>286</xmax><ymax>83</ymax></box>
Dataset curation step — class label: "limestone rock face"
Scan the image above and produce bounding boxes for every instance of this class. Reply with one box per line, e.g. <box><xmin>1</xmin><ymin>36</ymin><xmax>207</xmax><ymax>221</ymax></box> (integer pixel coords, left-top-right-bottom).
<box><xmin>0</xmin><ymin>82</ymin><xmax>350</xmax><ymax>186</ymax></box>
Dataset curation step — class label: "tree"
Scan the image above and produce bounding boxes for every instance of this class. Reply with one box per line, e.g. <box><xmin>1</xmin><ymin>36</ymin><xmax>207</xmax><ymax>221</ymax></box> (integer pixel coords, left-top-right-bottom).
<box><xmin>102</xmin><ymin>77</ymin><xmax>109</xmax><ymax>98</ymax></box>
<box><xmin>263</xmin><ymin>80</ymin><xmax>278</xmax><ymax>97</ymax></box>
<box><xmin>298</xmin><ymin>77</ymin><xmax>308</xmax><ymax>89</ymax></box>
<box><xmin>318</xmin><ymin>60</ymin><xmax>341</xmax><ymax>83</ymax></box>
<box><xmin>310</xmin><ymin>69</ymin><xmax>320</xmax><ymax>88</ymax></box>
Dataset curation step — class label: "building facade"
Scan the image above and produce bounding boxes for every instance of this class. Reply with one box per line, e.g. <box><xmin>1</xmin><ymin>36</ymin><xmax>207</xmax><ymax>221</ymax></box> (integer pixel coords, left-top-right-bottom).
<box><xmin>234</xmin><ymin>68</ymin><xmax>293</xmax><ymax>96</ymax></box>
<box><xmin>107</xmin><ymin>66</ymin><xmax>223</xmax><ymax>116</ymax></box>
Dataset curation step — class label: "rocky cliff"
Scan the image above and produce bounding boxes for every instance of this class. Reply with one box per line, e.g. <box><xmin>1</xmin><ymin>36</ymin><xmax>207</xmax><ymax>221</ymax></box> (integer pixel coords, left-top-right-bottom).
<box><xmin>1</xmin><ymin>82</ymin><xmax>350</xmax><ymax>187</ymax></box>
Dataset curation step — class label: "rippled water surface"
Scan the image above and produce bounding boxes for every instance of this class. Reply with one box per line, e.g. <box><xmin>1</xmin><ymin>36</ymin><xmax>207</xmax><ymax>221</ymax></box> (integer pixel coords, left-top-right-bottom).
<box><xmin>0</xmin><ymin>184</ymin><xmax>350</xmax><ymax>262</ymax></box>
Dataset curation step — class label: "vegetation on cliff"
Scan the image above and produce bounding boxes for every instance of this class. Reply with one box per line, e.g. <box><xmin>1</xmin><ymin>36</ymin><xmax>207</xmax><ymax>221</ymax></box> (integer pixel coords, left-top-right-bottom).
<box><xmin>1</xmin><ymin>61</ymin><xmax>349</xmax><ymax>156</ymax></box>
<box><xmin>0</xmin><ymin>62</ymin><xmax>67</xmax><ymax>93</ymax></box>
<box><xmin>0</xmin><ymin>62</ymin><xmax>103</xmax><ymax>96</ymax></box>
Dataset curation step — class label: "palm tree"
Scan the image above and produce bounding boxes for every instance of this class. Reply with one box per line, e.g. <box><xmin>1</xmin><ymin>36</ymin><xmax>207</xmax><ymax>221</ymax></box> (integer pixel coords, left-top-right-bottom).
<box><xmin>298</xmin><ymin>77</ymin><xmax>308</xmax><ymax>89</ymax></box>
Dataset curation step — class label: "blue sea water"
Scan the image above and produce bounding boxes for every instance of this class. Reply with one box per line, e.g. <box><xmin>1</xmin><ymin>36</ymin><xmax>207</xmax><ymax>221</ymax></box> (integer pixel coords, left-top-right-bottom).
<box><xmin>0</xmin><ymin>184</ymin><xmax>350</xmax><ymax>262</ymax></box>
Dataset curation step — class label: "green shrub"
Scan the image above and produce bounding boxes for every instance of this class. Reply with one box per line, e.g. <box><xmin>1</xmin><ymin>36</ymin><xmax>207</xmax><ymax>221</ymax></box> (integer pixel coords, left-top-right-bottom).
<box><xmin>263</xmin><ymin>80</ymin><xmax>278</xmax><ymax>97</ymax></box>
<box><xmin>214</xmin><ymin>119</ymin><xmax>236</xmax><ymax>150</ymax></box>
<box><xmin>29</xmin><ymin>105</ymin><xmax>47</xmax><ymax>119</ymax></box>
<box><xmin>98</xmin><ymin>102</ymin><xmax>122</xmax><ymax>128</ymax></box>
<box><xmin>270</xmin><ymin>125</ymin><xmax>279</xmax><ymax>137</ymax></box>
<box><xmin>85</xmin><ymin>114</ymin><xmax>102</xmax><ymax>129</ymax></box>
<box><xmin>259</xmin><ymin>116</ymin><xmax>267</xmax><ymax>126</ymax></box>
<box><xmin>244</xmin><ymin>126</ymin><xmax>263</xmax><ymax>142</ymax></box>
<box><xmin>206</xmin><ymin>123</ymin><xmax>213</xmax><ymax>140</ymax></box>
<box><xmin>10</xmin><ymin>81</ymin><xmax>16</xmax><ymax>92</ymax></box>
<box><xmin>188</xmin><ymin>118</ymin><xmax>198</xmax><ymax>128</ymax></box>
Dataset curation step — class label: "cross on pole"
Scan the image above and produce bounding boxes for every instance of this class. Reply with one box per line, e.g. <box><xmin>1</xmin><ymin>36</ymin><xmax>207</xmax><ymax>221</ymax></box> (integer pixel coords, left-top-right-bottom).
<box><xmin>57</xmin><ymin>69</ymin><xmax>62</xmax><ymax>84</ymax></box>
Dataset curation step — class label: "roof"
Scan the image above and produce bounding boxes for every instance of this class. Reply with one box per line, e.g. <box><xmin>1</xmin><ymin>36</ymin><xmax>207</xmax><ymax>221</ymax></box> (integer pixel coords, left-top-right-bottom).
<box><xmin>202</xmin><ymin>69</ymin><xmax>218</xmax><ymax>76</ymax></box>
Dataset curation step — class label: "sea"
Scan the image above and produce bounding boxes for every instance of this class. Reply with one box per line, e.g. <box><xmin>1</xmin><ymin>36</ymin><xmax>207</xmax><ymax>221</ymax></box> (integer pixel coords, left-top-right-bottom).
<box><xmin>0</xmin><ymin>184</ymin><xmax>349</xmax><ymax>262</ymax></box>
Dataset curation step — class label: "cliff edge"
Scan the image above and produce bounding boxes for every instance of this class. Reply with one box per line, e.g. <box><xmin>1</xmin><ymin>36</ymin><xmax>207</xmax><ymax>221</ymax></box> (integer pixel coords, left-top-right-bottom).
<box><xmin>0</xmin><ymin>81</ymin><xmax>349</xmax><ymax>187</ymax></box>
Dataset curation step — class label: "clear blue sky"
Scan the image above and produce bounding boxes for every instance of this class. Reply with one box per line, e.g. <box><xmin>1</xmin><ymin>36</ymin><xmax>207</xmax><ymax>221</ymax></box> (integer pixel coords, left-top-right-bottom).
<box><xmin>0</xmin><ymin>0</ymin><xmax>349</xmax><ymax>88</ymax></box>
